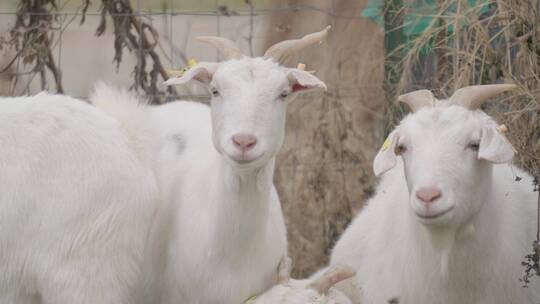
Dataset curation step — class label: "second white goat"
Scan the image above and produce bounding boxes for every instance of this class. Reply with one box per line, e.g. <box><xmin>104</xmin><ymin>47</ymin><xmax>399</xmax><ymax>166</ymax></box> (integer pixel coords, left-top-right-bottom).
<box><xmin>331</xmin><ymin>84</ymin><xmax>540</xmax><ymax>304</ymax></box>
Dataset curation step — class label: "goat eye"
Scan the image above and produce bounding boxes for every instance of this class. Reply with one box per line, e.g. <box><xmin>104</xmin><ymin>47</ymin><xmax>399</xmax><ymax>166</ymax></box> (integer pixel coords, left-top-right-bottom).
<box><xmin>279</xmin><ymin>91</ymin><xmax>289</xmax><ymax>99</ymax></box>
<box><xmin>395</xmin><ymin>144</ymin><xmax>407</xmax><ymax>155</ymax></box>
<box><xmin>211</xmin><ymin>88</ymin><xmax>219</xmax><ymax>97</ymax></box>
<box><xmin>468</xmin><ymin>142</ymin><xmax>480</xmax><ymax>151</ymax></box>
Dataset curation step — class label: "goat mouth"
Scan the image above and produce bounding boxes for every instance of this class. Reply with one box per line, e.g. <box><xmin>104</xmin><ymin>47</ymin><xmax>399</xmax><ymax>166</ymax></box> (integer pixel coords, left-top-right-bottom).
<box><xmin>228</xmin><ymin>154</ymin><xmax>264</xmax><ymax>165</ymax></box>
<box><xmin>416</xmin><ymin>205</ymin><xmax>455</xmax><ymax>220</ymax></box>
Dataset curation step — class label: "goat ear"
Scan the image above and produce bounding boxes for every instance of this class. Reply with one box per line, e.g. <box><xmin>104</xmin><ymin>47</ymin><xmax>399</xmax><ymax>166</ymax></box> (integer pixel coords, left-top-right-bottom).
<box><xmin>373</xmin><ymin>131</ymin><xmax>399</xmax><ymax>177</ymax></box>
<box><xmin>287</xmin><ymin>69</ymin><xmax>326</xmax><ymax>94</ymax></box>
<box><xmin>478</xmin><ymin>125</ymin><xmax>515</xmax><ymax>163</ymax></box>
<box><xmin>163</xmin><ymin>62</ymin><xmax>219</xmax><ymax>86</ymax></box>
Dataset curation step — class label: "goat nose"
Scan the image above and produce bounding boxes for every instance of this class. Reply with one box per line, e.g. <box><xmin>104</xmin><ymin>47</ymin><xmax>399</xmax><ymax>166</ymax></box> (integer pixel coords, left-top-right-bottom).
<box><xmin>232</xmin><ymin>134</ymin><xmax>257</xmax><ymax>152</ymax></box>
<box><xmin>415</xmin><ymin>186</ymin><xmax>442</xmax><ymax>204</ymax></box>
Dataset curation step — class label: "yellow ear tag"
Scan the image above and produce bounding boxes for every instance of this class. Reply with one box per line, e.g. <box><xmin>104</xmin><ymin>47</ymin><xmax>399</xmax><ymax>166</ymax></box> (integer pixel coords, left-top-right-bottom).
<box><xmin>381</xmin><ymin>137</ymin><xmax>391</xmax><ymax>151</ymax></box>
<box><xmin>166</xmin><ymin>59</ymin><xmax>199</xmax><ymax>78</ymax></box>
<box><xmin>187</xmin><ymin>58</ymin><xmax>198</xmax><ymax>68</ymax></box>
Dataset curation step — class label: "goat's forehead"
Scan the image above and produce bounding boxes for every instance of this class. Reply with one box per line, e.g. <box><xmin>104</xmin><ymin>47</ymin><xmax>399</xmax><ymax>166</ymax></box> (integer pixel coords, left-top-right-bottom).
<box><xmin>214</xmin><ymin>58</ymin><xmax>285</xmax><ymax>87</ymax></box>
<box><xmin>399</xmin><ymin>106</ymin><xmax>493</xmax><ymax>138</ymax></box>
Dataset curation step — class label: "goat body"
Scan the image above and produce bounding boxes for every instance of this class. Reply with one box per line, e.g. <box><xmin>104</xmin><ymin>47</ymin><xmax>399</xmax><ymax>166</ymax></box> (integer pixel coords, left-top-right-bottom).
<box><xmin>141</xmin><ymin>101</ymin><xmax>287</xmax><ymax>304</ymax></box>
<box><xmin>0</xmin><ymin>92</ymin><xmax>159</xmax><ymax>304</ymax></box>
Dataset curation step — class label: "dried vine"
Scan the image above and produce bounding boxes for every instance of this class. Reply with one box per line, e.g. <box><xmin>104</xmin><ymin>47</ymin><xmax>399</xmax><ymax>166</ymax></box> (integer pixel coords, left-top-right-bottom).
<box><xmin>84</xmin><ymin>0</ymin><xmax>177</xmax><ymax>104</ymax></box>
<box><xmin>3</xmin><ymin>0</ymin><xmax>63</xmax><ymax>93</ymax></box>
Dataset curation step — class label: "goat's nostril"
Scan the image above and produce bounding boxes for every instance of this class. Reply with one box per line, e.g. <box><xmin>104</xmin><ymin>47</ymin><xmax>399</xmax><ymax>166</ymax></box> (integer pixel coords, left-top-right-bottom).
<box><xmin>232</xmin><ymin>134</ymin><xmax>258</xmax><ymax>152</ymax></box>
<box><xmin>415</xmin><ymin>187</ymin><xmax>442</xmax><ymax>204</ymax></box>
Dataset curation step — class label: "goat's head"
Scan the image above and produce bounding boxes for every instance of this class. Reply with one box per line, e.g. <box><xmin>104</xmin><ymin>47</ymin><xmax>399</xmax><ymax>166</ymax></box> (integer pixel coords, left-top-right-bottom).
<box><xmin>373</xmin><ymin>84</ymin><xmax>517</xmax><ymax>227</ymax></box>
<box><xmin>164</xmin><ymin>27</ymin><xmax>329</xmax><ymax>169</ymax></box>
<box><xmin>250</xmin><ymin>257</ymin><xmax>355</xmax><ymax>304</ymax></box>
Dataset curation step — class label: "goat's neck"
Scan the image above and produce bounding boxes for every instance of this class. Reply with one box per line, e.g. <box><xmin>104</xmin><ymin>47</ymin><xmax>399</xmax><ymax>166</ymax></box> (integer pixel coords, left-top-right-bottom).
<box><xmin>212</xmin><ymin>158</ymin><xmax>276</xmax><ymax>257</ymax></box>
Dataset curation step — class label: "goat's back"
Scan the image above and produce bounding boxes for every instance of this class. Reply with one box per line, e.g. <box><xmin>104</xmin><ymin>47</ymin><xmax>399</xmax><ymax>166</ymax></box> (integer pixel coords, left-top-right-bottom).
<box><xmin>0</xmin><ymin>93</ymin><xmax>159</xmax><ymax>304</ymax></box>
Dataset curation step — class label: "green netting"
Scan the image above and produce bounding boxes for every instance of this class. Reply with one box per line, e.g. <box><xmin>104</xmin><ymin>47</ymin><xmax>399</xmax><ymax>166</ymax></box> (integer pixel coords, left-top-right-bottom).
<box><xmin>362</xmin><ymin>0</ymin><xmax>491</xmax><ymax>37</ymax></box>
<box><xmin>363</xmin><ymin>0</ymin><xmax>492</xmax><ymax>55</ymax></box>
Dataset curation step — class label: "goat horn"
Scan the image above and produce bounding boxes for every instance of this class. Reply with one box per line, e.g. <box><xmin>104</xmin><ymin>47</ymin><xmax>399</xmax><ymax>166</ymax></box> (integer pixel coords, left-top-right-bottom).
<box><xmin>277</xmin><ymin>256</ymin><xmax>292</xmax><ymax>284</ymax></box>
<box><xmin>397</xmin><ymin>89</ymin><xmax>436</xmax><ymax>112</ymax></box>
<box><xmin>449</xmin><ymin>84</ymin><xmax>517</xmax><ymax>110</ymax></box>
<box><xmin>308</xmin><ymin>264</ymin><xmax>356</xmax><ymax>295</ymax></box>
<box><xmin>196</xmin><ymin>36</ymin><xmax>244</xmax><ymax>60</ymax></box>
<box><xmin>264</xmin><ymin>26</ymin><xmax>331</xmax><ymax>63</ymax></box>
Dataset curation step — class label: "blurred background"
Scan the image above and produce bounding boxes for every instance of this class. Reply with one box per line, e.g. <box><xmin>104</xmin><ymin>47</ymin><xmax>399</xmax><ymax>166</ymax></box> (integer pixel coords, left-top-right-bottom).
<box><xmin>0</xmin><ymin>0</ymin><xmax>538</xmax><ymax>278</ymax></box>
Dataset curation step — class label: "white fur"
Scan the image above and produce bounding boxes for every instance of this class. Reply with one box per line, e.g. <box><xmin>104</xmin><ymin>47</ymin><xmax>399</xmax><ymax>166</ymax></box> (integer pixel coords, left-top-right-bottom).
<box><xmin>140</xmin><ymin>57</ymin><xmax>325</xmax><ymax>304</ymax></box>
<box><xmin>331</xmin><ymin>105</ymin><xmax>540</xmax><ymax>303</ymax></box>
<box><xmin>251</xmin><ymin>278</ymin><xmax>352</xmax><ymax>304</ymax></box>
<box><xmin>0</xmin><ymin>91</ymin><xmax>160</xmax><ymax>304</ymax></box>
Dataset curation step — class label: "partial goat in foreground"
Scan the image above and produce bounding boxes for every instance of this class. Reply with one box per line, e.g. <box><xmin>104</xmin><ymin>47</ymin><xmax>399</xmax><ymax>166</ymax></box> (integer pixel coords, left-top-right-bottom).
<box><xmin>0</xmin><ymin>92</ymin><xmax>160</xmax><ymax>304</ymax></box>
<box><xmin>331</xmin><ymin>84</ymin><xmax>540</xmax><ymax>304</ymax></box>
<box><xmin>250</xmin><ymin>257</ymin><xmax>355</xmax><ymax>304</ymax></box>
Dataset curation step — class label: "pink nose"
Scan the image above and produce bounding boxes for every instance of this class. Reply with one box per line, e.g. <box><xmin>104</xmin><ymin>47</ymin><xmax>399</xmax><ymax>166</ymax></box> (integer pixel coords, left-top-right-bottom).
<box><xmin>416</xmin><ymin>186</ymin><xmax>442</xmax><ymax>204</ymax></box>
<box><xmin>232</xmin><ymin>134</ymin><xmax>257</xmax><ymax>153</ymax></box>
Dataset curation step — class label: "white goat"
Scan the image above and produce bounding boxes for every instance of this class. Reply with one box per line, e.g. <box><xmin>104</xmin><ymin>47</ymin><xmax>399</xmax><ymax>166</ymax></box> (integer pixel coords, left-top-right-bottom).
<box><xmin>250</xmin><ymin>257</ymin><xmax>355</xmax><ymax>304</ymax></box>
<box><xmin>330</xmin><ymin>84</ymin><xmax>540</xmax><ymax>304</ymax></box>
<box><xmin>135</xmin><ymin>28</ymin><xmax>329</xmax><ymax>304</ymax></box>
<box><xmin>0</xmin><ymin>91</ymin><xmax>160</xmax><ymax>304</ymax></box>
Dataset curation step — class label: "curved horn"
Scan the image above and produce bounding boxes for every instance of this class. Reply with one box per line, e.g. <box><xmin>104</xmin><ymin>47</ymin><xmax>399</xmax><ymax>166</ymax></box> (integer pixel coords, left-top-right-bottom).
<box><xmin>397</xmin><ymin>89</ymin><xmax>435</xmax><ymax>112</ymax></box>
<box><xmin>264</xmin><ymin>25</ymin><xmax>331</xmax><ymax>63</ymax></box>
<box><xmin>308</xmin><ymin>264</ymin><xmax>356</xmax><ymax>295</ymax></box>
<box><xmin>277</xmin><ymin>256</ymin><xmax>292</xmax><ymax>284</ymax></box>
<box><xmin>196</xmin><ymin>36</ymin><xmax>244</xmax><ymax>60</ymax></box>
<box><xmin>448</xmin><ymin>84</ymin><xmax>517</xmax><ymax>110</ymax></box>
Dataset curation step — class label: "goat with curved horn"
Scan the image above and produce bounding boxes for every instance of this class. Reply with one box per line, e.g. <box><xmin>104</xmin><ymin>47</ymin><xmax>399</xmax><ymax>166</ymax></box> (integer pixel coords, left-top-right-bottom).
<box><xmin>196</xmin><ymin>36</ymin><xmax>245</xmax><ymax>60</ymax></box>
<box><xmin>448</xmin><ymin>84</ymin><xmax>517</xmax><ymax>110</ymax></box>
<box><xmin>397</xmin><ymin>89</ymin><xmax>435</xmax><ymax>112</ymax></box>
<box><xmin>264</xmin><ymin>25</ymin><xmax>331</xmax><ymax>63</ymax></box>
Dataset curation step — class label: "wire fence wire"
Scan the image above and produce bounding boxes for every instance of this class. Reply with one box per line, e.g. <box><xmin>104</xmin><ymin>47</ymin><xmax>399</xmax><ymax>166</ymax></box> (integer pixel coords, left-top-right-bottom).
<box><xmin>0</xmin><ymin>2</ymin><xmax>367</xmax><ymax>103</ymax></box>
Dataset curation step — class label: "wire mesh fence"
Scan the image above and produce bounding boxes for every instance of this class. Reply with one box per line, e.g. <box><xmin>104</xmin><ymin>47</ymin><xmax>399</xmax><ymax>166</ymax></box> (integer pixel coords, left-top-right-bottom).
<box><xmin>0</xmin><ymin>1</ymin><xmax>370</xmax><ymax>103</ymax></box>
